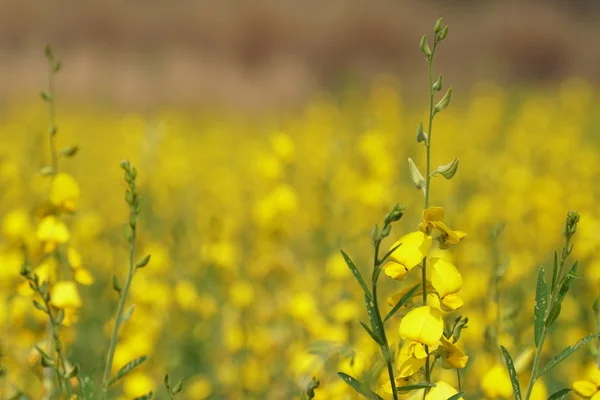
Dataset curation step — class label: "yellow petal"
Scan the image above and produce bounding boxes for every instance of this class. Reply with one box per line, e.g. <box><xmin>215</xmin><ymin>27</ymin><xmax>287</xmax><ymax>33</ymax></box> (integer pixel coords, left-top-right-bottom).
<box><xmin>385</xmin><ymin>232</ymin><xmax>432</xmax><ymax>278</ymax></box>
<box><xmin>481</xmin><ymin>364</ymin><xmax>513</xmax><ymax>399</ymax></box>
<box><xmin>573</xmin><ymin>380</ymin><xmax>598</xmax><ymax>397</ymax></box>
<box><xmin>74</xmin><ymin>268</ymin><xmax>94</xmax><ymax>286</ymax></box>
<box><xmin>592</xmin><ymin>391</ymin><xmax>600</xmax><ymax>400</ymax></box>
<box><xmin>423</xmin><ymin>207</ymin><xmax>445</xmax><ymax>222</ymax></box>
<box><xmin>383</xmin><ymin>261</ymin><xmax>408</xmax><ymax>280</ymax></box>
<box><xmin>441</xmin><ymin>294</ymin><xmax>464</xmax><ymax>311</ymax></box>
<box><xmin>399</xmin><ymin>306</ymin><xmax>443</xmax><ymax>346</ymax></box>
<box><xmin>425</xmin><ymin>381</ymin><xmax>460</xmax><ymax>400</ymax></box>
<box><xmin>50</xmin><ymin>281</ymin><xmax>82</xmax><ymax>309</ymax></box>
<box><xmin>36</xmin><ymin>216</ymin><xmax>71</xmax><ymax>245</ymax></box>
<box><xmin>67</xmin><ymin>247</ymin><xmax>82</xmax><ymax>269</ymax></box>
<box><xmin>430</xmin><ymin>257</ymin><xmax>462</xmax><ymax>297</ymax></box>
<box><xmin>439</xmin><ymin>336</ymin><xmax>468</xmax><ymax>369</ymax></box>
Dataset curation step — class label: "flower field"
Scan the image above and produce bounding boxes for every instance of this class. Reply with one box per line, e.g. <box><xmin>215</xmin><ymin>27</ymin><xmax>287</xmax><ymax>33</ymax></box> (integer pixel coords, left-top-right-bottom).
<box><xmin>1</xmin><ymin>23</ymin><xmax>600</xmax><ymax>400</ymax></box>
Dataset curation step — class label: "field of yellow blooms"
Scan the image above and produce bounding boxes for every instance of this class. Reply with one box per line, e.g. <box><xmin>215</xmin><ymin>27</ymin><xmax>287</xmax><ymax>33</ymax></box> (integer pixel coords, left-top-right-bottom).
<box><xmin>1</xmin><ymin>29</ymin><xmax>600</xmax><ymax>400</ymax></box>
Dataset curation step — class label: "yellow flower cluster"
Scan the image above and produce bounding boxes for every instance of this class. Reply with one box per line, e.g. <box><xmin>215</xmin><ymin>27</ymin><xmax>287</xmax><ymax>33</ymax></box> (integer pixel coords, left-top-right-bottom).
<box><xmin>0</xmin><ymin>74</ymin><xmax>598</xmax><ymax>399</ymax></box>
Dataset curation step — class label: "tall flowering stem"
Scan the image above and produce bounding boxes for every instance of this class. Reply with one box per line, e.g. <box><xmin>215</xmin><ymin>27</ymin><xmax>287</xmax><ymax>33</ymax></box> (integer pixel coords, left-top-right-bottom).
<box><xmin>417</xmin><ymin>19</ymin><xmax>452</xmax><ymax>391</ymax></box>
<box><xmin>101</xmin><ymin>160</ymin><xmax>151</xmax><ymax>399</ymax></box>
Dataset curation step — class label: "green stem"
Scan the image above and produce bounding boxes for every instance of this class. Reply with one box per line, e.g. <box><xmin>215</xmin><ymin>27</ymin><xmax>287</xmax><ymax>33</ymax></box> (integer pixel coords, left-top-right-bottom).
<box><xmin>372</xmin><ymin>228</ymin><xmax>399</xmax><ymax>400</ymax></box>
<box><xmin>48</xmin><ymin>59</ymin><xmax>58</xmax><ymax>174</ymax></box>
<box><xmin>422</xmin><ymin>43</ymin><xmax>437</xmax><ymax>399</ymax></box>
<box><xmin>102</xmin><ymin>221</ymin><xmax>137</xmax><ymax>399</ymax></box>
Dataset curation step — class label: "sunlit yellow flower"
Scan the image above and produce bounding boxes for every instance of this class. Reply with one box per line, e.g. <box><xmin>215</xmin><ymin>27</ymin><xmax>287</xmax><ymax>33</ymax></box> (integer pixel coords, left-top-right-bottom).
<box><xmin>36</xmin><ymin>216</ymin><xmax>70</xmax><ymax>253</ymax></box>
<box><xmin>439</xmin><ymin>335</ymin><xmax>468</xmax><ymax>369</ymax></box>
<box><xmin>419</xmin><ymin>207</ymin><xmax>465</xmax><ymax>245</ymax></box>
<box><xmin>383</xmin><ymin>232</ymin><xmax>432</xmax><ymax>280</ymax></box>
<box><xmin>399</xmin><ymin>305</ymin><xmax>443</xmax><ymax>346</ymax></box>
<box><xmin>396</xmin><ymin>340</ymin><xmax>431</xmax><ymax>378</ymax></box>
<box><xmin>50</xmin><ymin>173</ymin><xmax>80</xmax><ymax>212</ymax></box>
<box><xmin>50</xmin><ymin>281</ymin><xmax>82</xmax><ymax>309</ymax></box>
<box><xmin>426</xmin><ymin>381</ymin><xmax>461</xmax><ymax>400</ymax></box>
<box><xmin>429</xmin><ymin>257</ymin><xmax>463</xmax><ymax>311</ymax></box>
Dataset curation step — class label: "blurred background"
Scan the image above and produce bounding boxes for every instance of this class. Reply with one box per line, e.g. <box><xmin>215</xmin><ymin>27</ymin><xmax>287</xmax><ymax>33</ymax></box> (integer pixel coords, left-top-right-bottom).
<box><xmin>2</xmin><ymin>0</ymin><xmax>600</xmax><ymax>110</ymax></box>
<box><xmin>2</xmin><ymin>1</ymin><xmax>600</xmax><ymax>399</ymax></box>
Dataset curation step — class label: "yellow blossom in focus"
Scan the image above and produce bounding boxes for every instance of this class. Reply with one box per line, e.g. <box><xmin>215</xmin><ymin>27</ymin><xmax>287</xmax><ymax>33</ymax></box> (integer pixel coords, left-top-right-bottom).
<box><xmin>399</xmin><ymin>306</ymin><xmax>443</xmax><ymax>347</ymax></box>
<box><xmin>383</xmin><ymin>232</ymin><xmax>432</xmax><ymax>280</ymax></box>
<box><xmin>50</xmin><ymin>281</ymin><xmax>82</xmax><ymax>309</ymax></box>
<box><xmin>439</xmin><ymin>335</ymin><xmax>468</xmax><ymax>369</ymax></box>
<box><xmin>50</xmin><ymin>173</ymin><xmax>80</xmax><ymax>212</ymax></box>
<box><xmin>419</xmin><ymin>207</ymin><xmax>465</xmax><ymax>245</ymax></box>
<box><xmin>429</xmin><ymin>257</ymin><xmax>463</xmax><ymax>311</ymax></box>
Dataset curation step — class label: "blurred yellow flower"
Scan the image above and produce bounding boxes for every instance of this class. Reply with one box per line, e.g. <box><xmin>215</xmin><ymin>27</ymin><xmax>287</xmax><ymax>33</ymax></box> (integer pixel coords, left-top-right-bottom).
<box><xmin>50</xmin><ymin>173</ymin><xmax>80</xmax><ymax>212</ymax></box>
<box><xmin>36</xmin><ymin>216</ymin><xmax>70</xmax><ymax>253</ymax></box>
<box><xmin>383</xmin><ymin>232</ymin><xmax>432</xmax><ymax>280</ymax></box>
<box><xmin>439</xmin><ymin>335</ymin><xmax>468</xmax><ymax>369</ymax></box>
<box><xmin>50</xmin><ymin>281</ymin><xmax>82</xmax><ymax>309</ymax></box>
<box><xmin>2</xmin><ymin>208</ymin><xmax>31</xmax><ymax>241</ymax></box>
<box><xmin>481</xmin><ymin>364</ymin><xmax>512</xmax><ymax>399</ymax></box>
<box><xmin>399</xmin><ymin>305</ymin><xmax>443</xmax><ymax>347</ymax></box>
<box><xmin>123</xmin><ymin>371</ymin><xmax>153</xmax><ymax>398</ymax></box>
<box><xmin>573</xmin><ymin>363</ymin><xmax>600</xmax><ymax>399</ymax></box>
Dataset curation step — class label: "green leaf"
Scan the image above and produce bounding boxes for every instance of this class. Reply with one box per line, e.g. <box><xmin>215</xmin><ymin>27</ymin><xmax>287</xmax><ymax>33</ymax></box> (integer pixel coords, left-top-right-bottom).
<box><xmin>534</xmin><ymin>266</ymin><xmax>548</xmax><ymax>347</ymax></box>
<box><xmin>545</xmin><ymin>303</ymin><xmax>561</xmax><ymax>327</ymax></box>
<box><xmin>365</xmin><ymin>294</ymin><xmax>383</xmax><ymax>342</ymax></box>
<box><xmin>555</xmin><ymin>261</ymin><xmax>578</xmax><ymax>304</ymax></box>
<box><xmin>447</xmin><ymin>393</ymin><xmax>465</xmax><ymax>400</ymax></box>
<box><xmin>537</xmin><ymin>334</ymin><xmax>600</xmax><ymax>378</ymax></box>
<box><xmin>360</xmin><ymin>321</ymin><xmax>384</xmax><ymax>346</ymax></box>
<box><xmin>395</xmin><ymin>382</ymin><xmax>436</xmax><ymax>392</ymax></box>
<box><xmin>337</xmin><ymin>372</ymin><xmax>384</xmax><ymax>400</ymax></box>
<box><xmin>108</xmin><ymin>355</ymin><xmax>148</xmax><ymax>386</ymax></box>
<box><xmin>547</xmin><ymin>388</ymin><xmax>571</xmax><ymax>400</ymax></box>
<box><xmin>80</xmin><ymin>376</ymin><xmax>97</xmax><ymax>400</ymax></box>
<box><xmin>384</xmin><ymin>284</ymin><xmax>420</xmax><ymax>323</ymax></box>
<box><xmin>133</xmin><ymin>391</ymin><xmax>153</xmax><ymax>400</ymax></box>
<box><xmin>500</xmin><ymin>345</ymin><xmax>522</xmax><ymax>400</ymax></box>
<box><xmin>340</xmin><ymin>250</ymin><xmax>372</xmax><ymax>301</ymax></box>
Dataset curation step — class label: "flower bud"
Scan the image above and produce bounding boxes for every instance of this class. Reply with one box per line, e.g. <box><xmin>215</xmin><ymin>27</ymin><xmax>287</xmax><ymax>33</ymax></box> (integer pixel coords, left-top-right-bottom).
<box><xmin>434</xmin><ymin>88</ymin><xmax>452</xmax><ymax>114</ymax></box>
<box><xmin>408</xmin><ymin>158</ymin><xmax>426</xmax><ymax>191</ymax></box>
<box><xmin>416</xmin><ymin>122</ymin><xmax>428</xmax><ymax>143</ymax></box>
<box><xmin>435</xmin><ymin>158</ymin><xmax>459</xmax><ymax>180</ymax></box>
<box><xmin>420</xmin><ymin>35</ymin><xmax>431</xmax><ymax>58</ymax></box>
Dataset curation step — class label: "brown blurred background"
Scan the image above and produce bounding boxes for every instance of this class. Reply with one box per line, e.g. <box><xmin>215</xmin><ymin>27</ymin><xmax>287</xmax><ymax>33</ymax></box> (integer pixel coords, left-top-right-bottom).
<box><xmin>2</xmin><ymin>0</ymin><xmax>600</xmax><ymax>111</ymax></box>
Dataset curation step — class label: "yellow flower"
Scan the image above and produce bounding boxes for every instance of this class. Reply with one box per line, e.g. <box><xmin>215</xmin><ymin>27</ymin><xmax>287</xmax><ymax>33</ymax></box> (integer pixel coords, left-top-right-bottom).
<box><xmin>429</xmin><ymin>257</ymin><xmax>464</xmax><ymax>311</ymax></box>
<box><xmin>399</xmin><ymin>306</ymin><xmax>443</xmax><ymax>347</ymax></box>
<box><xmin>50</xmin><ymin>173</ymin><xmax>80</xmax><ymax>212</ymax></box>
<box><xmin>396</xmin><ymin>341</ymin><xmax>430</xmax><ymax>378</ymax></box>
<box><xmin>36</xmin><ymin>216</ymin><xmax>70</xmax><ymax>253</ymax></box>
<box><xmin>2</xmin><ymin>208</ymin><xmax>31</xmax><ymax>241</ymax></box>
<box><xmin>383</xmin><ymin>232</ymin><xmax>432</xmax><ymax>280</ymax></box>
<box><xmin>439</xmin><ymin>335</ymin><xmax>468</xmax><ymax>369</ymax></box>
<box><xmin>426</xmin><ymin>381</ymin><xmax>461</xmax><ymax>400</ymax></box>
<box><xmin>481</xmin><ymin>364</ymin><xmax>513</xmax><ymax>399</ymax></box>
<box><xmin>50</xmin><ymin>281</ymin><xmax>82</xmax><ymax>309</ymax></box>
<box><xmin>573</xmin><ymin>363</ymin><xmax>600</xmax><ymax>399</ymax></box>
<box><xmin>419</xmin><ymin>207</ymin><xmax>465</xmax><ymax>246</ymax></box>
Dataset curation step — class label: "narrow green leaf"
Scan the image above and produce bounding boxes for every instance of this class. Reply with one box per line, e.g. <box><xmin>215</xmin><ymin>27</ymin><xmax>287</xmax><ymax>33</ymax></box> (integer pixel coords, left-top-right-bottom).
<box><xmin>337</xmin><ymin>372</ymin><xmax>384</xmax><ymax>400</ymax></box>
<box><xmin>555</xmin><ymin>261</ymin><xmax>578</xmax><ymax>304</ymax></box>
<box><xmin>534</xmin><ymin>266</ymin><xmax>548</xmax><ymax>347</ymax></box>
<box><xmin>500</xmin><ymin>346</ymin><xmax>522</xmax><ymax>400</ymax></box>
<box><xmin>395</xmin><ymin>382</ymin><xmax>436</xmax><ymax>392</ymax></box>
<box><xmin>365</xmin><ymin>294</ymin><xmax>383</xmax><ymax>341</ymax></box>
<box><xmin>384</xmin><ymin>284</ymin><xmax>420</xmax><ymax>323</ymax></box>
<box><xmin>447</xmin><ymin>393</ymin><xmax>465</xmax><ymax>400</ymax></box>
<box><xmin>360</xmin><ymin>321</ymin><xmax>384</xmax><ymax>346</ymax></box>
<box><xmin>108</xmin><ymin>355</ymin><xmax>148</xmax><ymax>386</ymax></box>
<box><xmin>133</xmin><ymin>391</ymin><xmax>153</xmax><ymax>400</ymax></box>
<box><xmin>545</xmin><ymin>303</ymin><xmax>561</xmax><ymax>327</ymax></box>
<box><xmin>547</xmin><ymin>388</ymin><xmax>571</xmax><ymax>400</ymax></box>
<box><xmin>340</xmin><ymin>250</ymin><xmax>372</xmax><ymax>301</ymax></box>
<box><xmin>537</xmin><ymin>334</ymin><xmax>600</xmax><ymax>378</ymax></box>
<box><xmin>80</xmin><ymin>376</ymin><xmax>97</xmax><ymax>400</ymax></box>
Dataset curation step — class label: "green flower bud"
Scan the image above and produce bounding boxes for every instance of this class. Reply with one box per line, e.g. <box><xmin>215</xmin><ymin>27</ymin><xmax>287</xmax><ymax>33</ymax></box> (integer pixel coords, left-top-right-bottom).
<box><xmin>435</xmin><ymin>158</ymin><xmax>459</xmax><ymax>180</ymax></box>
<box><xmin>408</xmin><ymin>158</ymin><xmax>426</xmax><ymax>191</ymax></box>
<box><xmin>420</xmin><ymin>35</ymin><xmax>431</xmax><ymax>58</ymax></box>
<box><xmin>434</xmin><ymin>87</ymin><xmax>452</xmax><ymax>114</ymax></box>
